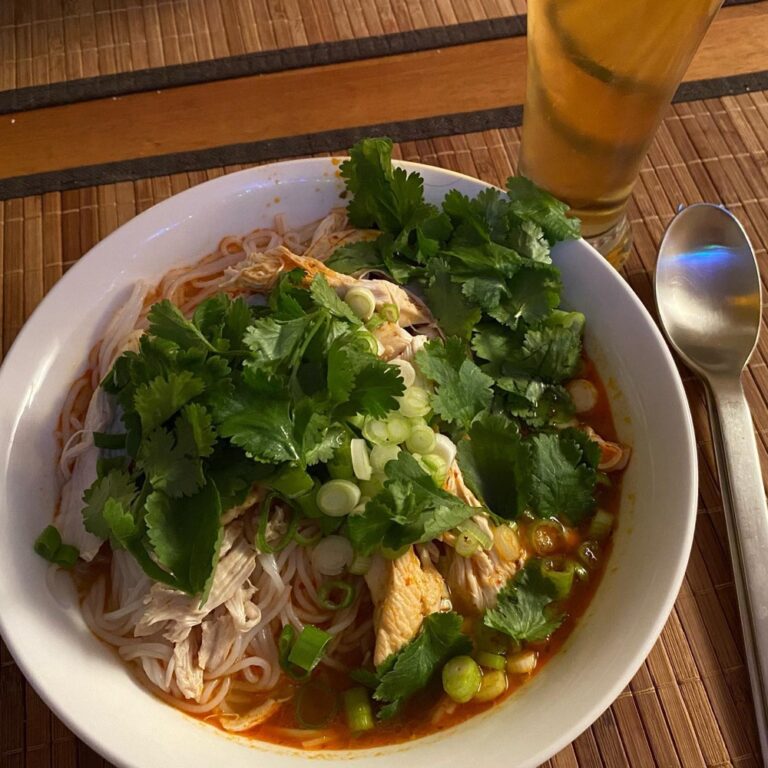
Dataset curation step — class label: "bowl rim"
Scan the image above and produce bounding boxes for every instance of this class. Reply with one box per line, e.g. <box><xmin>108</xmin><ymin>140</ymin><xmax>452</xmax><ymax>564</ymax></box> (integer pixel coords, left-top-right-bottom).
<box><xmin>0</xmin><ymin>156</ymin><xmax>698</xmax><ymax>768</ymax></box>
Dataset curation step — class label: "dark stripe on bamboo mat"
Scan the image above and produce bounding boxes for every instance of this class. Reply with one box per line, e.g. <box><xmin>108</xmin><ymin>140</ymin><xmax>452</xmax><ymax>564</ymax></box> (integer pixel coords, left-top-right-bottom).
<box><xmin>0</xmin><ymin>0</ymin><xmax>758</xmax><ymax>116</ymax></box>
<box><xmin>1</xmin><ymin>69</ymin><xmax>766</xmax><ymax>202</ymax></box>
<box><xmin>0</xmin><ymin>17</ymin><xmax>526</xmax><ymax>116</ymax></box>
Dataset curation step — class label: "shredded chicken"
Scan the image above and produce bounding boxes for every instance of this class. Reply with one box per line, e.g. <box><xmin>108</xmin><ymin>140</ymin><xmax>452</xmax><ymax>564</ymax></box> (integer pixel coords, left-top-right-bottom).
<box><xmin>226</xmin><ymin>246</ymin><xmax>433</xmax><ymax>327</ymax></box>
<box><xmin>365</xmin><ymin>547</ymin><xmax>450</xmax><ymax>666</ymax></box>
<box><xmin>173</xmin><ymin>630</ymin><xmax>204</xmax><ymax>701</ymax></box>
<box><xmin>373</xmin><ymin>322</ymin><xmax>416</xmax><ymax>360</ymax></box>
<box><xmin>303</xmin><ymin>227</ymin><xmax>379</xmax><ymax>262</ymax></box>
<box><xmin>134</xmin><ymin>532</ymin><xmax>257</xmax><ymax>642</ymax></box>
<box><xmin>443</xmin><ymin>464</ymin><xmax>483</xmax><ymax>508</ymax></box>
<box><xmin>199</xmin><ymin>613</ymin><xmax>236</xmax><ymax>672</ymax></box>
<box><xmin>442</xmin><ymin>528</ymin><xmax>522</xmax><ymax>615</ymax></box>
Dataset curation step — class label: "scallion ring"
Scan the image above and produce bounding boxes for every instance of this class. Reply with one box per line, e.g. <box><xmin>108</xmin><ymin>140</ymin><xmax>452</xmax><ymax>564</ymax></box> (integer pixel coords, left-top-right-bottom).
<box><xmin>344</xmin><ymin>287</ymin><xmax>376</xmax><ymax>321</ymax></box>
<box><xmin>317</xmin><ymin>579</ymin><xmax>356</xmax><ymax>611</ymax></box>
<box><xmin>380</xmin><ymin>303</ymin><xmax>400</xmax><ymax>323</ymax></box>
<box><xmin>256</xmin><ymin>492</ymin><xmax>297</xmax><ymax>554</ymax></box>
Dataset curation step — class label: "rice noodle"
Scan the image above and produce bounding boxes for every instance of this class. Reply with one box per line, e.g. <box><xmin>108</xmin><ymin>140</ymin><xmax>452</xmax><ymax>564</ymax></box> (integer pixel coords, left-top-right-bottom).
<box><xmin>61</xmin><ymin>211</ymin><xmax>379</xmax><ymax>731</ymax></box>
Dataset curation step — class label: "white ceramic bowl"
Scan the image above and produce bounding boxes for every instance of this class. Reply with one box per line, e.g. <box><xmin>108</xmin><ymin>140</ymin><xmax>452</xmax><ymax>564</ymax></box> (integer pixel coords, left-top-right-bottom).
<box><xmin>0</xmin><ymin>159</ymin><xmax>696</xmax><ymax>768</ymax></box>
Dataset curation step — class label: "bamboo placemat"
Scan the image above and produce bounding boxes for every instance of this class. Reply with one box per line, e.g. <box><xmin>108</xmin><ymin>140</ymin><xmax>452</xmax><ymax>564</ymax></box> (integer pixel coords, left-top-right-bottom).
<box><xmin>0</xmin><ymin>0</ymin><xmax>760</xmax><ymax>114</ymax></box>
<box><xmin>2</xmin><ymin>90</ymin><xmax>768</xmax><ymax>767</ymax></box>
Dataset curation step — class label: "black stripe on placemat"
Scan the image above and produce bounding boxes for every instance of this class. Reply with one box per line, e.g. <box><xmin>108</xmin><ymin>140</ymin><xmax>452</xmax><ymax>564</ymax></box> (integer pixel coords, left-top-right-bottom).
<box><xmin>0</xmin><ymin>107</ymin><xmax>522</xmax><ymax>201</ymax></box>
<box><xmin>1</xmin><ymin>68</ymin><xmax>766</xmax><ymax>201</ymax></box>
<box><xmin>0</xmin><ymin>17</ymin><xmax>526</xmax><ymax>116</ymax></box>
<box><xmin>0</xmin><ymin>0</ymin><xmax>757</xmax><ymax>116</ymax></box>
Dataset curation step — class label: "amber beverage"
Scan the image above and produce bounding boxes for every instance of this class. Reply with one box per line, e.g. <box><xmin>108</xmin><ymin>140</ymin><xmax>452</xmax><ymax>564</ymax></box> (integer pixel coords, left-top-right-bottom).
<box><xmin>519</xmin><ymin>0</ymin><xmax>722</xmax><ymax>267</ymax></box>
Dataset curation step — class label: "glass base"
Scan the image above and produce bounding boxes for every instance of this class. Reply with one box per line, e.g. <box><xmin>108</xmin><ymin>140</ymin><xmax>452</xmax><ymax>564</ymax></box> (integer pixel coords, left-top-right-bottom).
<box><xmin>584</xmin><ymin>214</ymin><xmax>632</xmax><ymax>270</ymax></box>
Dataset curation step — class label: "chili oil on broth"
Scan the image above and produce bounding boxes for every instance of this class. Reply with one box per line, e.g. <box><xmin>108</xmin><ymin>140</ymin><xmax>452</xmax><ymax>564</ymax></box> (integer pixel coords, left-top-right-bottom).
<box><xmin>53</xmin><ymin>210</ymin><xmax>627</xmax><ymax>751</ymax></box>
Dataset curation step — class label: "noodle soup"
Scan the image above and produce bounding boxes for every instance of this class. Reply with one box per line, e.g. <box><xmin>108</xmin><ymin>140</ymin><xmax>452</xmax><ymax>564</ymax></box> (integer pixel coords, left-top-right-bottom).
<box><xmin>37</xmin><ymin>139</ymin><xmax>630</xmax><ymax>750</ymax></box>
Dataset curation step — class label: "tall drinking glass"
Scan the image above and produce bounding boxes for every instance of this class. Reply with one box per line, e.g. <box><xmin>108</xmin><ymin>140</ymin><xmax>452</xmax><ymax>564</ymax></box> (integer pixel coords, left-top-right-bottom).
<box><xmin>519</xmin><ymin>0</ymin><xmax>723</xmax><ymax>268</ymax></box>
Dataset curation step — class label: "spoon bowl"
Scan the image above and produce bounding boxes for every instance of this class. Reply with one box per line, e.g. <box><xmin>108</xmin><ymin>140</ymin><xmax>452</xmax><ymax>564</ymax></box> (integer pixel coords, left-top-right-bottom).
<box><xmin>655</xmin><ymin>204</ymin><xmax>762</xmax><ymax>377</ymax></box>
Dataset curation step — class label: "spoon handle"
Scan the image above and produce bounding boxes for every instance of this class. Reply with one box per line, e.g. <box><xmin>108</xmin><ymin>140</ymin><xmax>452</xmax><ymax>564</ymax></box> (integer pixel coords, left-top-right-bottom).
<box><xmin>708</xmin><ymin>376</ymin><xmax>768</xmax><ymax>757</ymax></box>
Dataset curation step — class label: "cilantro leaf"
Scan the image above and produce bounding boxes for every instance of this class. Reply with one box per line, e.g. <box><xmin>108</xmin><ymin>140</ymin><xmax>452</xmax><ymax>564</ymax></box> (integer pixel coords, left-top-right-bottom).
<box><xmin>145</xmin><ymin>480</ymin><xmax>222</xmax><ymax>597</ymax></box>
<box><xmin>34</xmin><ymin>525</ymin><xmax>79</xmax><ymax>568</ymax></box>
<box><xmin>424</xmin><ymin>261</ymin><xmax>482</xmax><ymax>339</ymax></box>
<box><xmin>293</xmin><ymin>401</ymin><xmax>345</xmax><ymax>466</ymax></box>
<box><xmin>414</xmin><ymin>338</ymin><xmax>493</xmax><ymax>429</ymax></box>
<box><xmin>484</xmin><ymin>560</ymin><xmax>566</xmax><ymax>642</ymax></box>
<box><xmin>341</xmin><ymin>138</ymin><xmax>437</xmax><ymax>234</ymax></box>
<box><xmin>496</xmin><ymin>377</ymin><xmax>574</xmax><ymax>428</ymax></box>
<box><xmin>147</xmin><ymin>299</ymin><xmax>214</xmax><ymax>352</ymax></box>
<box><xmin>522</xmin><ymin>428</ymin><xmax>600</xmax><ymax>522</ymax></box>
<box><xmin>473</xmin><ymin>311</ymin><xmax>584</xmax><ymax>383</ymax></box>
<box><xmin>374</xmin><ymin>612</ymin><xmax>472</xmax><ymax>718</ymax></box>
<box><xmin>347</xmin><ymin>453</ymin><xmax>477</xmax><ymax>555</ymax></box>
<box><xmin>456</xmin><ymin>413</ymin><xmax>525</xmax><ymax>520</ymax></box>
<box><xmin>82</xmin><ymin>469</ymin><xmax>138</xmax><ymax>541</ymax></box>
<box><xmin>308</xmin><ymin>274</ymin><xmax>360</xmax><ymax>323</ymax></box>
<box><xmin>138</xmin><ymin>425</ymin><xmax>204</xmax><ymax>498</ymax></box>
<box><xmin>505</xmin><ymin>177</ymin><xmax>581</xmax><ymax>244</ymax></box>
<box><xmin>326</xmin><ymin>240</ymin><xmax>386</xmax><ymax>276</ymax></box>
<box><xmin>327</xmin><ymin>334</ymin><xmax>404</xmax><ymax>418</ymax></box>
<box><xmin>217</xmin><ymin>394</ymin><xmax>299</xmax><ymax>464</ymax></box>
<box><xmin>243</xmin><ymin>315</ymin><xmax>317</xmax><ymax>373</ymax></box>
<box><xmin>487</xmin><ymin>263</ymin><xmax>561</xmax><ymax>328</ymax></box>
<box><xmin>178</xmin><ymin>403</ymin><xmax>216</xmax><ymax>457</ymax></box>
<box><xmin>133</xmin><ymin>371</ymin><xmax>205</xmax><ymax>433</ymax></box>
<box><xmin>192</xmin><ymin>294</ymin><xmax>253</xmax><ymax>352</ymax></box>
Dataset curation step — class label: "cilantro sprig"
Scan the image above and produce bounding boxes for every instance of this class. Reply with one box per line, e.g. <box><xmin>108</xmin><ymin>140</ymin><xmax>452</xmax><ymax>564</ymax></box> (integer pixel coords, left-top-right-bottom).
<box><xmin>68</xmin><ymin>278</ymin><xmax>405</xmax><ymax>596</ymax></box>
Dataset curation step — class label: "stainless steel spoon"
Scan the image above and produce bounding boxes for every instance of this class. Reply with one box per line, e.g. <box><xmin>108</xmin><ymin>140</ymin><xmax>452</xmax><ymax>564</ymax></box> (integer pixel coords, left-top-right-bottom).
<box><xmin>655</xmin><ymin>203</ymin><xmax>768</xmax><ymax>760</ymax></box>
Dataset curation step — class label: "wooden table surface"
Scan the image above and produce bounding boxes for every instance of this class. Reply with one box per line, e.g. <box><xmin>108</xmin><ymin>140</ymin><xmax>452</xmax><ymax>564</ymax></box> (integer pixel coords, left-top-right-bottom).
<box><xmin>2</xmin><ymin>2</ymin><xmax>768</xmax><ymax>766</ymax></box>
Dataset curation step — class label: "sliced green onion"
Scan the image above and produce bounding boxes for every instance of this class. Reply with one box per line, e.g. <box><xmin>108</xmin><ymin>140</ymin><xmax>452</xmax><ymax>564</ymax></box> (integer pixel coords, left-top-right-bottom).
<box><xmin>588</xmin><ymin>509</ymin><xmax>614</xmax><ymax>540</ymax></box>
<box><xmin>380</xmin><ymin>302</ymin><xmax>400</xmax><ymax>323</ymax></box>
<box><xmin>351</xmin><ymin>498</ymin><xmax>369</xmax><ymax>516</ymax></box>
<box><xmin>397</xmin><ymin>386</ymin><xmax>431</xmax><ymax>418</ymax></box>
<box><xmin>455</xmin><ymin>531</ymin><xmax>480</xmax><ymax>558</ymax></box>
<box><xmin>362</xmin><ymin>418</ymin><xmax>390</xmax><ymax>445</ymax></box>
<box><xmin>288</xmin><ymin>625</ymin><xmax>332</xmax><ymax>672</ymax></box>
<box><xmin>343</xmin><ymin>686</ymin><xmax>375</xmax><ymax>733</ymax></box>
<box><xmin>295</xmin><ymin>679</ymin><xmax>339</xmax><ymax>728</ymax></box>
<box><xmin>529</xmin><ymin>519</ymin><xmax>564</xmax><ymax>556</ymax></box>
<box><xmin>457</xmin><ymin>519</ymin><xmax>493</xmax><ymax>551</ymax></box>
<box><xmin>316</xmin><ymin>480</ymin><xmax>361</xmax><ymax>517</ymax></box>
<box><xmin>421</xmin><ymin>453</ymin><xmax>448</xmax><ymax>485</ymax></box>
<box><xmin>346</xmin><ymin>413</ymin><xmax>365</xmax><ymax>430</ymax></box>
<box><xmin>577</xmin><ymin>540</ymin><xmax>601</xmax><ymax>571</ymax></box>
<box><xmin>356</xmin><ymin>329</ymin><xmax>379</xmax><ymax>355</ymax></box>
<box><xmin>349</xmin><ymin>553</ymin><xmax>372</xmax><ymax>575</ymax></box>
<box><xmin>256</xmin><ymin>493</ymin><xmax>297</xmax><ymax>554</ymax></box>
<box><xmin>270</xmin><ymin>465</ymin><xmax>315</xmax><ymax>498</ymax></box>
<box><xmin>506</xmin><ymin>650</ymin><xmax>537</xmax><ymax>675</ymax></box>
<box><xmin>385</xmin><ymin>413</ymin><xmax>412</xmax><ymax>444</ymax></box>
<box><xmin>294</xmin><ymin>486</ymin><xmax>322</xmax><ymax>518</ymax></box>
<box><xmin>475</xmin><ymin>625</ymin><xmax>508</xmax><ymax>654</ymax></box>
<box><xmin>327</xmin><ymin>434</ymin><xmax>355</xmax><ymax>480</ymax></box>
<box><xmin>390</xmin><ymin>359</ymin><xmax>416</xmax><ymax>387</ymax></box>
<box><xmin>358</xmin><ymin>475</ymin><xmax>385</xmax><ymax>498</ymax></box>
<box><xmin>573</xmin><ymin>561</ymin><xmax>590</xmax><ymax>581</ymax></box>
<box><xmin>405</xmin><ymin>423</ymin><xmax>436</xmax><ymax>454</ymax></box>
<box><xmin>279</xmin><ymin>625</ymin><xmax>296</xmax><ymax>665</ymax></box>
<box><xmin>93</xmin><ymin>431</ymin><xmax>126</xmax><ymax>450</ymax></box>
<box><xmin>432</xmin><ymin>433</ymin><xmax>457</xmax><ymax>467</ymax></box>
<box><xmin>370</xmin><ymin>444</ymin><xmax>400</xmax><ymax>473</ymax></box>
<box><xmin>33</xmin><ymin>525</ymin><xmax>79</xmax><ymax>569</ymax></box>
<box><xmin>541</xmin><ymin>559</ymin><xmax>575</xmax><ymax>599</ymax></box>
<box><xmin>442</xmin><ymin>655</ymin><xmax>482</xmax><ymax>703</ymax></box>
<box><xmin>345</xmin><ymin>287</ymin><xmax>376</xmax><ymax>320</ymax></box>
<box><xmin>473</xmin><ymin>669</ymin><xmax>507</xmax><ymax>702</ymax></box>
<box><xmin>311</xmin><ymin>535</ymin><xmax>354</xmax><ymax>575</ymax></box>
<box><xmin>350</xmin><ymin>438</ymin><xmax>372</xmax><ymax>481</ymax></box>
<box><xmin>318</xmin><ymin>579</ymin><xmax>356</xmax><ymax>611</ymax></box>
<box><xmin>380</xmin><ymin>543</ymin><xmax>410</xmax><ymax>560</ymax></box>
<box><xmin>475</xmin><ymin>651</ymin><xmax>506</xmax><ymax>671</ymax></box>
<box><xmin>294</xmin><ymin>526</ymin><xmax>322</xmax><ymax>547</ymax></box>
